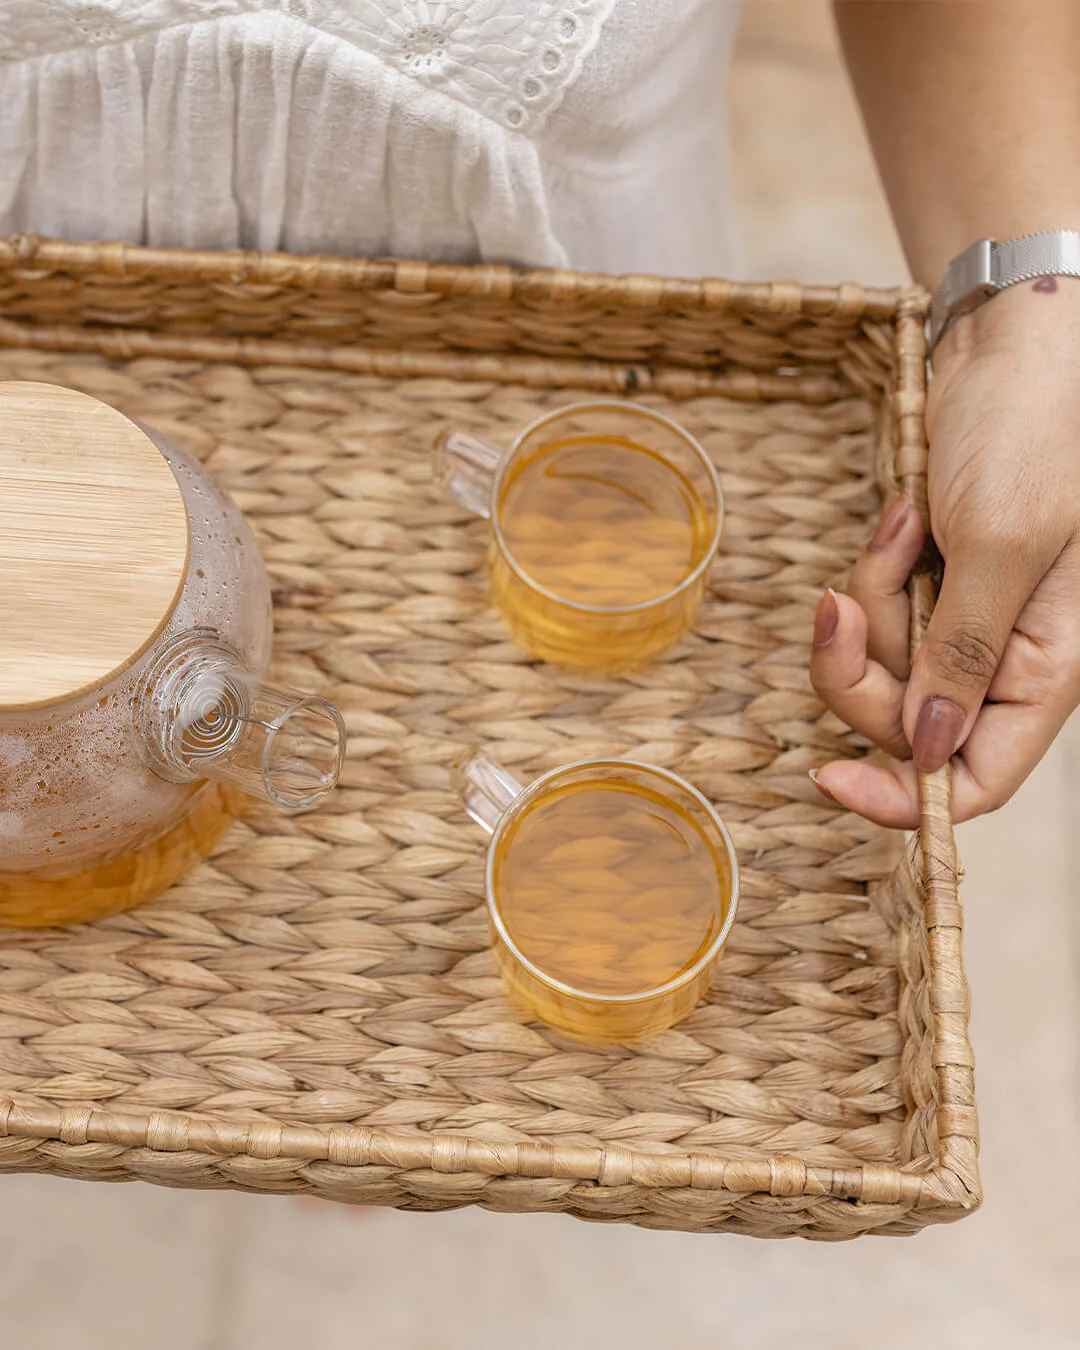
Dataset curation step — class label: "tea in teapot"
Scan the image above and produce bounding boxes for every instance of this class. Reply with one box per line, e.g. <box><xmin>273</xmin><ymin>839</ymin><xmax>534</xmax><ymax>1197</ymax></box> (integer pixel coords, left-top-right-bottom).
<box><xmin>0</xmin><ymin>382</ymin><xmax>345</xmax><ymax>926</ymax></box>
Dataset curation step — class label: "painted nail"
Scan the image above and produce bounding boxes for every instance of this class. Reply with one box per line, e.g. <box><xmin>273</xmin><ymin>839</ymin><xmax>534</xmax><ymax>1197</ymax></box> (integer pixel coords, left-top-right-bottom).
<box><xmin>869</xmin><ymin>498</ymin><xmax>910</xmax><ymax>551</ymax></box>
<box><xmin>808</xmin><ymin>769</ymin><xmax>837</xmax><ymax>803</ymax></box>
<box><xmin>813</xmin><ymin>588</ymin><xmax>839</xmax><ymax>647</ymax></box>
<box><xmin>912</xmin><ymin>697</ymin><xmax>966</xmax><ymax>773</ymax></box>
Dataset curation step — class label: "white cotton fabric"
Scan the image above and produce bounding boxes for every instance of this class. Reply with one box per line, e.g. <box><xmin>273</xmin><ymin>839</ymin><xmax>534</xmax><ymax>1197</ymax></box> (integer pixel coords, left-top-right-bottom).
<box><xmin>0</xmin><ymin>1</ymin><xmax>742</xmax><ymax>275</ymax></box>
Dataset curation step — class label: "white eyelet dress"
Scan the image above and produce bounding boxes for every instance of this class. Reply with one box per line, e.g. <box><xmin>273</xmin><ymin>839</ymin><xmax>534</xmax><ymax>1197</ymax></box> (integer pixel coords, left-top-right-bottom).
<box><xmin>0</xmin><ymin>1</ymin><xmax>743</xmax><ymax>275</ymax></box>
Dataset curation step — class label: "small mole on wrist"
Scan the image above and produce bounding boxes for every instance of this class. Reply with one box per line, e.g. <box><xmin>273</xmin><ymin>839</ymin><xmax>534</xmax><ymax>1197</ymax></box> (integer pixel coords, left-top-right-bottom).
<box><xmin>1032</xmin><ymin>276</ymin><xmax>1059</xmax><ymax>294</ymax></box>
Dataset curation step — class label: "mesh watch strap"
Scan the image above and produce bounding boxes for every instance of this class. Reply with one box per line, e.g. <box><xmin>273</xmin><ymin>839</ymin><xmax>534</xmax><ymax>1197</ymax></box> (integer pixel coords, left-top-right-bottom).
<box><xmin>929</xmin><ymin>229</ymin><xmax>1080</xmax><ymax>352</ymax></box>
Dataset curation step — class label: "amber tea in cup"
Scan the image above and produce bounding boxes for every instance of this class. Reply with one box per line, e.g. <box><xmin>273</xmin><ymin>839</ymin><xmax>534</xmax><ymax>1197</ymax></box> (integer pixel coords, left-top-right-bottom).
<box><xmin>459</xmin><ymin>754</ymin><xmax>739</xmax><ymax>1044</ymax></box>
<box><xmin>436</xmin><ymin>402</ymin><xmax>722</xmax><ymax>671</ymax></box>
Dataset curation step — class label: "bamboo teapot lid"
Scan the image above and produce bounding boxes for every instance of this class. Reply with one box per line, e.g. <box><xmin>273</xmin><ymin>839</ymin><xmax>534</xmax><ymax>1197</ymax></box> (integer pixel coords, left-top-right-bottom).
<box><xmin>0</xmin><ymin>382</ymin><xmax>190</xmax><ymax>711</ymax></box>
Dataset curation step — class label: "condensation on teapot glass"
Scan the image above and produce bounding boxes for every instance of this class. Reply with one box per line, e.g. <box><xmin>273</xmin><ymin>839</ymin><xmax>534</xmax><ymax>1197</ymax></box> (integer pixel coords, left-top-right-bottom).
<box><xmin>0</xmin><ymin>433</ymin><xmax>269</xmax><ymax>875</ymax></box>
<box><xmin>0</xmin><ymin>391</ymin><xmax>345</xmax><ymax>926</ymax></box>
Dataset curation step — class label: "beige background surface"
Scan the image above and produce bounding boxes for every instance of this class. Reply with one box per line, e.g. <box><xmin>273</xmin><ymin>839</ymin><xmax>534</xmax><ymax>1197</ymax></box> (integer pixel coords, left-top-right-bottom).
<box><xmin>3</xmin><ymin>5</ymin><xmax>1077</xmax><ymax>1347</ymax></box>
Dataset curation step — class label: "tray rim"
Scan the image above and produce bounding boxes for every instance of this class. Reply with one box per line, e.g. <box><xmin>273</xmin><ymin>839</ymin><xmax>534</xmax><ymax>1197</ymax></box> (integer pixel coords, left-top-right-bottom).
<box><xmin>0</xmin><ymin>233</ymin><xmax>908</xmax><ymax>317</ymax></box>
<box><xmin>0</xmin><ymin>234</ymin><xmax>901</xmax><ymax>404</ymax></box>
<box><xmin>0</xmin><ymin>240</ymin><xmax>977</xmax><ymax>1232</ymax></box>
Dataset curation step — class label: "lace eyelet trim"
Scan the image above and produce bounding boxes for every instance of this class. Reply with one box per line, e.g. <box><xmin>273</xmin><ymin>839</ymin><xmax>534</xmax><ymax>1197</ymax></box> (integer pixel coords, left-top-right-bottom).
<box><xmin>0</xmin><ymin>0</ymin><xmax>619</xmax><ymax>135</ymax></box>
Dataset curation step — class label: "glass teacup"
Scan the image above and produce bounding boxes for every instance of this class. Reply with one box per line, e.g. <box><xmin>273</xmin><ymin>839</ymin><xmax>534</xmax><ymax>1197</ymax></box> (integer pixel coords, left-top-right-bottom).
<box><xmin>459</xmin><ymin>752</ymin><xmax>740</xmax><ymax>1044</ymax></box>
<box><xmin>436</xmin><ymin>401</ymin><xmax>723</xmax><ymax>671</ymax></box>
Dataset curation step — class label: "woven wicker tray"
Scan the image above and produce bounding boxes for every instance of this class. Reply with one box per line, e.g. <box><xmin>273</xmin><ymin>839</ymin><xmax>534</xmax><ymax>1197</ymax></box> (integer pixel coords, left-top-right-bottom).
<box><xmin>0</xmin><ymin>237</ymin><xmax>977</xmax><ymax>1239</ymax></box>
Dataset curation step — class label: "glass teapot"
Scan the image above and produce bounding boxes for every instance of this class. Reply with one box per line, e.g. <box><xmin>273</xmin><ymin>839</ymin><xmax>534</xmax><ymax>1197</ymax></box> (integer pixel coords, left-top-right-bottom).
<box><xmin>0</xmin><ymin>381</ymin><xmax>345</xmax><ymax>927</ymax></box>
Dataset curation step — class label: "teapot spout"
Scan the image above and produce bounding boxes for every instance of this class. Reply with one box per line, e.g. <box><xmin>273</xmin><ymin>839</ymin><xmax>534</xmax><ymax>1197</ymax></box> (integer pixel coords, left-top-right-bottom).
<box><xmin>142</xmin><ymin>630</ymin><xmax>345</xmax><ymax>812</ymax></box>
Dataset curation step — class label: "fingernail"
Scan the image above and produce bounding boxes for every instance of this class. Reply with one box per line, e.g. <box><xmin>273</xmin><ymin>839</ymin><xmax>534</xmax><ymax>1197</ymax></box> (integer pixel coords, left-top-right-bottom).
<box><xmin>808</xmin><ymin>769</ymin><xmax>837</xmax><ymax>803</ymax></box>
<box><xmin>813</xmin><ymin>588</ymin><xmax>839</xmax><ymax>647</ymax></box>
<box><xmin>869</xmin><ymin>499</ymin><xmax>910</xmax><ymax>551</ymax></box>
<box><xmin>912</xmin><ymin>697</ymin><xmax>966</xmax><ymax>773</ymax></box>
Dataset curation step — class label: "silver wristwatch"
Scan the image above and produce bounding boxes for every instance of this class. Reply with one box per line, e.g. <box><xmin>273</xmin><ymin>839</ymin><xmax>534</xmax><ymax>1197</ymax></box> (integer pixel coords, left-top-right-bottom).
<box><xmin>929</xmin><ymin>229</ymin><xmax>1080</xmax><ymax>352</ymax></box>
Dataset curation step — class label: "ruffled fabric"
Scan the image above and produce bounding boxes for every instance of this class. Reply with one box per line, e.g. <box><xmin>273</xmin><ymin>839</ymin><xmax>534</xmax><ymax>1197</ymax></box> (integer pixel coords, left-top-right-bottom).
<box><xmin>0</xmin><ymin>1</ymin><xmax>742</xmax><ymax>275</ymax></box>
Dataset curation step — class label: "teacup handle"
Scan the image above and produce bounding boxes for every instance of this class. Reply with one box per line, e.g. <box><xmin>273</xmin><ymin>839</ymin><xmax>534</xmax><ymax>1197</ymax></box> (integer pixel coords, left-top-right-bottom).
<box><xmin>434</xmin><ymin>430</ymin><xmax>503</xmax><ymax>520</ymax></box>
<box><xmin>457</xmin><ymin>752</ymin><xmax>524</xmax><ymax>835</ymax></box>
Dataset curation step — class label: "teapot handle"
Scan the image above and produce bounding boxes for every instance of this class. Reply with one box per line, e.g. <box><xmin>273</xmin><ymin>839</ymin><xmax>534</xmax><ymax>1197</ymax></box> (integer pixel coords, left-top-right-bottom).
<box><xmin>142</xmin><ymin>630</ymin><xmax>345</xmax><ymax>812</ymax></box>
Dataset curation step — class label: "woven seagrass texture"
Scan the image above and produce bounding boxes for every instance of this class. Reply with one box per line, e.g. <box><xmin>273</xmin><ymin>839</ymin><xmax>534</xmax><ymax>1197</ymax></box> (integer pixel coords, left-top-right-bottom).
<box><xmin>0</xmin><ymin>236</ymin><xmax>900</xmax><ymax>401</ymax></box>
<box><xmin>0</xmin><ymin>244</ymin><xmax>977</xmax><ymax>1238</ymax></box>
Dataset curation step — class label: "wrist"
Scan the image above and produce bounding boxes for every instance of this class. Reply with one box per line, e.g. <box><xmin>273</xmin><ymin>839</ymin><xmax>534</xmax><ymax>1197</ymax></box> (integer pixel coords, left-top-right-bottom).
<box><xmin>932</xmin><ymin>275</ymin><xmax>1080</xmax><ymax>375</ymax></box>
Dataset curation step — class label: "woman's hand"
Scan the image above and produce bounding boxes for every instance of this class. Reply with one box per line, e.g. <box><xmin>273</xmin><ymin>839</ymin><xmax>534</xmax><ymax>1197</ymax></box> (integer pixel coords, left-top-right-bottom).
<box><xmin>810</xmin><ymin>280</ymin><xmax>1080</xmax><ymax>826</ymax></box>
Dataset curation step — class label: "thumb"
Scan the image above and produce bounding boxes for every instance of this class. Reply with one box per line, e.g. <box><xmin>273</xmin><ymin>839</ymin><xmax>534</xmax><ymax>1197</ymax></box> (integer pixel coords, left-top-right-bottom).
<box><xmin>903</xmin><ymin>531</ymin><xmax>1051</xmax><ymax>773</ymax></box>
